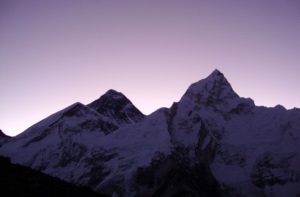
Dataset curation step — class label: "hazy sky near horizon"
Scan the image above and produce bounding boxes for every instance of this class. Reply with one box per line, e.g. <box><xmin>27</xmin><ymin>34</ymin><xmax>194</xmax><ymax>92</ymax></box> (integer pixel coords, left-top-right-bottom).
<box><xmin>1</xmin><ymin>0</ymin><xmax>300</xmax><ymax>136</ymax></box>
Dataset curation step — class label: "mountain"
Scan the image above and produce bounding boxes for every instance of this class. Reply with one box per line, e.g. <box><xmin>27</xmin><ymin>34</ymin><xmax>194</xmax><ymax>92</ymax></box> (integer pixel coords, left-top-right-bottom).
<box><xmin>0</xmin><ymin>92</ymin><xmax>144</xmax><ymax>191</ymax></box>
<box><xmin>165</xmin><ymin>70</ymin><xmax>300</xmax><ymax>196</ymax></box>
<box><xmin>0</xmin><ymin>69</ymin><xmax>299</xmax><ymax>197</ymax></box>
<box><xmin>88</xmin><ymin>89</ymin><xmax>145</xmax><ymax>126</ymax></box>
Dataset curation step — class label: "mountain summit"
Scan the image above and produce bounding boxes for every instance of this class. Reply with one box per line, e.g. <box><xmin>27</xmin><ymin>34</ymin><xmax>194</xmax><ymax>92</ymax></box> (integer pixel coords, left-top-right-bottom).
<box><xmin>0</xmin><ymin>70</ymin><xmax>299</xmax><ymax>197</ymax></box>
<box><xmin>182</xmin><ymin>69</ymin><xmax>239</xmax><ymax>106</ymax></box>
<box><xmin>88</xmin><ymin>89</ymin><xmax>145</xmax><ymax>126</ymax></box>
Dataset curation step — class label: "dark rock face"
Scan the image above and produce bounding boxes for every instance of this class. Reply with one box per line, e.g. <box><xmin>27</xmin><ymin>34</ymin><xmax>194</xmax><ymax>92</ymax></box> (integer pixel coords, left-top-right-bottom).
<box><xmin>251</xmin><ymin>152</ymin><xmax>300</xmax><ymax>188</ymax></box>
<box><xmin>133</xmin><ymin>148</ymin><xmax>222</xmax><ymax>197</ymax></box>
<box><xmin>88</xmin><ymin>89</ymin><xmax>145</xmax><ymax>126</ymax></box>
<box><xmin>78</xmin><ymin>148</ymin><xmax>118</xmax><ymax>189</ymax></box>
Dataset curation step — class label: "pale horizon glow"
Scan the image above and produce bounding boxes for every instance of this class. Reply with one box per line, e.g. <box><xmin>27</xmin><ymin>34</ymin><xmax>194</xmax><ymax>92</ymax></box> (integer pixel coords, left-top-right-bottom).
<box><xmin>1</xmin><ymin>0</ymin><xmax>300</xmax><ymax>136</ymax></box>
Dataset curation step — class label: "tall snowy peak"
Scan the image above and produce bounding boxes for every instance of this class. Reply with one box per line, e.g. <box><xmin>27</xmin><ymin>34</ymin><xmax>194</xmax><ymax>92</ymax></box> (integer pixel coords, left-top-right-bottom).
<box><xmin>170</xmin><ymin>70</ymin><xmax>254</xmax><ymax>146</ymax></box>
<box><xmin>155</xmin><ymin>70</ymin><xmax>300</xmax><ymax>197</ymax></box>
<box><xmin>88</xmin><ymin>89</ymin><xmax>145</xmax><ymax>126</ymax></box>
<box><xmin>184</xmin><ymin>69</ymin><xmax>237</xmax><ymax>101</ymax></box>
<box><xmin>178</xmin><ymin>69</ymin><xmax>254</xmax><ymax>116</ymax></box>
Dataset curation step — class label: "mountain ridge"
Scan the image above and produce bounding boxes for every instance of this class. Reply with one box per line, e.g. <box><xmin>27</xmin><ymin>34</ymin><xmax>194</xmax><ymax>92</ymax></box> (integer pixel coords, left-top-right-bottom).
<box><xmin>0</xmin><ymin>70</ymin><xmax>299</xmax><ymax>197</ymax></box>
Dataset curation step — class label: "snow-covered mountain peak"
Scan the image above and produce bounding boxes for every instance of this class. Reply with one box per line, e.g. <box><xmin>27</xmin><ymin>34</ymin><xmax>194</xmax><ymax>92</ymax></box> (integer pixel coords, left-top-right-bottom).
<box><xmin>185</xmin><ymin>69</ymin><xmax>237</xmax><ymax>99</ymax></box>
<box><xmin>88</xmin><ymin>89</ymin><xmax>145</xmax><ymax>125</ymax></box>
<box><xmin>177</xmin><ymin>69</ymin><xmax>243</xmax><ymax>114</ymax></box>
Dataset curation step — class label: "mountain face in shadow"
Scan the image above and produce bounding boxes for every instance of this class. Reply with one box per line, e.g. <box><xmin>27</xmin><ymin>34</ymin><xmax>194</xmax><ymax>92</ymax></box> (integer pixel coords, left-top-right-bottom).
<box><xmin>0</xmin><ymin>156</ymin><xmax>108</xmax><ymax>197</ymax></box>
<box><xmin>1</xmin><ymin>69</ymin><xmax>299</xmax><ymax>197</ymax></box>
<box><xmin>88</xmin><ymin>89</ymin><xmax>145</xmax><ymax>126</ymax></box>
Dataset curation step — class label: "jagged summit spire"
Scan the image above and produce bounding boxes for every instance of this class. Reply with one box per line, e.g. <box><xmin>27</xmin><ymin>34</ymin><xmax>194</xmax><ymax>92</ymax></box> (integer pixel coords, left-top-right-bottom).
<box><xmin>88</xmin><ymin>89</ymin><xmax>145</xmax><ymax>125</ymax></box>
<box><xmin>210</xmin><ymin>69</ymin><xmax>223</xmax><ymax>76</ymax></box>
<box><xmin>176</xmin><ymin>69</ymin><xmax>255</xmax><ymax>116</ymax></box>
<box><xmin>181</xmin><ymin>69</ymin><xmax>239</xmax><ymax>105</ymax></box>
<box><xmin>189</xmin><ymin>69</ymin><xmax>233</xmax><ymax>91</ymax></box>
<box><xmin>205</xmin><ymin>69</ymin><xmax>227</xmax><ymax>81</ymax></box>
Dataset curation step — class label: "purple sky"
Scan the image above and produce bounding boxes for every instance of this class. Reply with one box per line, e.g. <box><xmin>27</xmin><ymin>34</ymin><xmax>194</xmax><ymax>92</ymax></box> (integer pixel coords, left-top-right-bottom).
<box><xmin>1</xmin><ymin>0</ymin><xmax>300</xmax><ymax>136</ymax></box>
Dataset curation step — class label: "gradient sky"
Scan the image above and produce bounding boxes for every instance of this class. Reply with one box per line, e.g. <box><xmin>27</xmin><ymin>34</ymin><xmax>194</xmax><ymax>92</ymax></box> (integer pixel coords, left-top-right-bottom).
<box><xmin>1</xmin><ymin>0</ymin><xmax>300</xmax><ymax>136</ymax></box>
